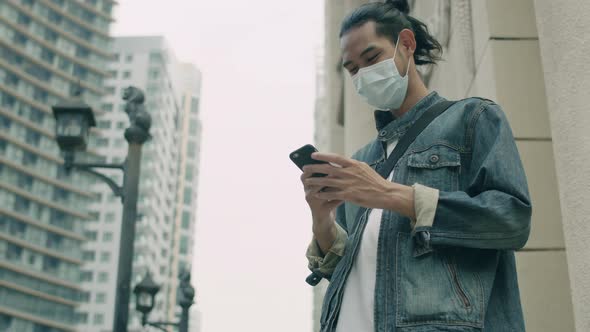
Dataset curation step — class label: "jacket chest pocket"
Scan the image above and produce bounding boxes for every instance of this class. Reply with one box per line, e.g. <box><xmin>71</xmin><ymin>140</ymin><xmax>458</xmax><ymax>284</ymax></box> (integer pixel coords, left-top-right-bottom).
<box><xmin>406</xmin><ymin>145</ymin><xmax>461</xmax><ymax>192</ymax></box>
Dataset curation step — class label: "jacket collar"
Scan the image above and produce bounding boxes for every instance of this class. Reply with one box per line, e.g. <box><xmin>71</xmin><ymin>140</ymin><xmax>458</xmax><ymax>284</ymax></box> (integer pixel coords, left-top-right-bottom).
<box><xmin>373</xmin><ymin>91</ymin><xmax>443</xmax><ymax>142</ymax></box>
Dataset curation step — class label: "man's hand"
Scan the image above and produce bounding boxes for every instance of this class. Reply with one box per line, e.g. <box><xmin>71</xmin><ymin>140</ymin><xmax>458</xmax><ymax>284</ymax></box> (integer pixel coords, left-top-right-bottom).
<box><xmin>301</xmin><ymin>168</ymin><xmax>344</xmax><ymax>223</ymax></box>
<box><xmin>301</xmin><ymin>165</ymin><xmax>345</xmax><ymax>255</ymax></box>
<box><xmin>303</xmin><ymin>152</ymin><xmax>416</xmax><ymax>219</ymax></box>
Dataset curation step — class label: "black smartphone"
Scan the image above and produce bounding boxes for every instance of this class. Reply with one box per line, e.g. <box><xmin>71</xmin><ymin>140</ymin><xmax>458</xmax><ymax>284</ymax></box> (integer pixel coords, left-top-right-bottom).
<box><xmin>289</xmin><ymin>144</ymin><xmax>328</xmax><ymax>177</ymax></box>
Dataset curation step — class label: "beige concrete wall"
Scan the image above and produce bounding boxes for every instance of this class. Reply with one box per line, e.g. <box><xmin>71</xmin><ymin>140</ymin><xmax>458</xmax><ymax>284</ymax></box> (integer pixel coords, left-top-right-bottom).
<box><xmin>533</xmin><ymin>0</ymin><xmax>590</xmax><ymax>330</ymax></box>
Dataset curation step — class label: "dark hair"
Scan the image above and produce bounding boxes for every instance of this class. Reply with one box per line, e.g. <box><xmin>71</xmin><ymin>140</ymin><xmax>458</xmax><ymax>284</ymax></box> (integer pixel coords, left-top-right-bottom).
<box><xmin>339</xmin><ymin>0</ymin><xmax>442</xmax><ymax>66</ymax></box>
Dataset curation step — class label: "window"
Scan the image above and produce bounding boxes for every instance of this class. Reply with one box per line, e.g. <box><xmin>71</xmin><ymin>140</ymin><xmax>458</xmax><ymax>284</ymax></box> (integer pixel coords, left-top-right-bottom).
<box><xmin>72</xmin><ymin>65</ymin><xmax>88</xmax><ymax>80</ymax></box>
<box><xmin>29</xmin><ymin>108</ymin><xmax>44</xmax><ymax>124</ymax></box>
<box><xmin>44</xmin><ymin>29</ymin><xmax>58</xmax><ymax>43</ymax></box>
<box><xmin>82</xmin><ymin>251</ymin><xmax>95</xmax><ymax>261</ymax></box>
<box><xmin>25</xmin><ymin>129</ymin><xmax>41</xmax><ymax>146</ymax></box>
<box><xmin>14</xmin><ymin>197</ymin><xmax>30</xmax><ymax>214</ymax></box>
<box><xmin>80</xmin><ymin>271</ymin><xmax>93</xmax><ymax>282</ymax></box>
<box><xmin>101</xmin><ymin>103</ymin><xmax>113</xmax><ymax>111</ymax></box>
<box><xmin>148</xmin><ymin>69</ymin><xmax>159</xmax><ymax>79</ymax></box>
<box><xmin>17</xmin><ymin>13</ymin><xmax>32</xmax><ymax>26</ymax></box>
<box><xmin>88</xmin><ymin>211</ymin><xmax>99</xmax><ymax>221</ymax></box>
<box><xmin>93</xmin><ymin>313</ymin><xmax>104</xmax><ymax>325</ymax></box>
<box><xmin>6</xmin><ymin>243</ymin><xmax>23</xmax><ymax>261</ymax></box>
<box><xmin>105</xmin><ymin>86</ymin><xmax>115</xmax><ymax>94</ymax></box>
<box><xmin>189</xmin><ymin>119</ymin><xmax>199</xmax><ymax>132</ymax></box>
<box><xmin>46</xmin><ymin>233</ymin><xmax>63</xmax><ymax>249</ymax></box>
<box><xmin>20</xmin><ymin>150</ymin><xmax>37</xmax><ymax>167</ymax></box>
<box><xmin>13</xmin><ymin>32</ymin><xmax>27</xmax><ymax>46</ymax></box>
<box><xmin>95</xmin><ymin>292</ymin><xmax>106</xmax><ymax>303</ymax></box>
<box><xmin>103</xmin><ymin>232</ymin><xmax>113</xmax><ymax>242</ymax></box>
<box><xmin>117</xmin><ymin>121</ymin><xmax>126</xmax><ymax>129</ymax></box>
<box><xmin>125</xmin><ymin>54</ymin><xmax>133</xmax><ymax>63</ymax></box>
<box><xmin>75</xmin><ymin>46</ymin><xmax>90</xmax><ymax>59</ymax></box>
<box><xmin>187</xmin><ymin>141</ymin><xmax>197</xmax><ymax>158</ymax></box>
<box><xmin>185</xmin><ymin>166</ymin><xmax>193</xmax><ymax>181</ymax></box>
<box><xmin>179</xmin><ymin>236</ymin><xmax>188</xmax><ymax>254</ymax></box>
<box><xmin>100</xmin><ymin>252</ymin><xmax>111</xmax><ymax>262</ymax></box>
<box><xmin>123</xmin><ymin>71</ymin><xmax>131</xmax><ymax>79</ymax></box>
<box><xmin>182</xmin><ymin>211</ymin><xmax>190</xmax><ymax>230</ymax></box>
<box><xmin>108</xmin><ymin>70</ymin><xmax>117</xmax><ymax>78</ymax></box>
<box><xmin>79</xmin><ymin>291</ymin><xmax>90</xmax><ymax>302</ymax></box>
<box><xmin>191</xmin><ymin>97</ymin><xmax>200</xmax><ymax>114</ymax></box>
<box><xmin>183</xmin><ymin>188</ymin><xmax>192</xmax><ymax>205</ymax></box>
<box><xmin>75</xmin><ymin>312</ymin><xmax>88</xmax><ymax>324</ymax></box>
<box><xmin>84</xmin><ymin>231</ymin><xmax>97</xmax><ymax>241</ymax></box>
<box><xmin>47</xmin><ymin>10</ymin><xmax>62</xmax><ymax>25</ymax></box>
<box><xmin>42</xmin><ymin>256</ymin><xmax>59</xmax><ymax>273</ymax></box>
<box><xmin>98</xmin><ymin>272</ymin><xmax>109</xmax><ymax>283</ymax></box>
<box><xmin>95</xmin><ymin>138</ymin><xmax>108</xmax><ymax>147</ymax></box>
<box><xmin>97</xmin><ymin>120</ymin><xmax>111</xmax><ymax>129</ymax></box>
<box><xmin>112</xmin><ymin>53</ymin><xmax>120</xmax><ymax>61</ymax></box>
<box><xmin>4</xmin><ymin>72</ymin><xmax>19</xmax><ymax>88</ymax></box>
<box><xmin>53</xmin><ymin>187</ymin><xmax>70</xmax><ymax>201</ymax></box>
<box><xmin>105</xmin><ymin>212</ymin><xmax>115</xmax><ymax>223</ymax></box>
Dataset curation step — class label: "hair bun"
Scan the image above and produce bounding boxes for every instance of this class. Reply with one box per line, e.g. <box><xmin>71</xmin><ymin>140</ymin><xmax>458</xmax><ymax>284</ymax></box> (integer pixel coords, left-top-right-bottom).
<box><xmin>385</xmin><ymin>0</ymin><xmax>410</xmax><ymax>14</ymax></box>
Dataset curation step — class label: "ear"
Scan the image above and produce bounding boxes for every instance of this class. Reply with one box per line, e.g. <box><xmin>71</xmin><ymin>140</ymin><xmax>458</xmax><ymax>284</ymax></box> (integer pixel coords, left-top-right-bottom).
<box><xmin>398</xmin><ymin>28</ymin><xmax>416</xmax><ymax>57</ymax></box>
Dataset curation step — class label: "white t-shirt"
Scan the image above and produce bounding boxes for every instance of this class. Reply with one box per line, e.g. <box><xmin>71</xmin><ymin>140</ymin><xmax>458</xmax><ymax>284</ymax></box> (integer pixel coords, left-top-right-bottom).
<box><xmin>335</xmin><ymin>140</ymin><xmax>398</xmax><ymax>332</ymax></box>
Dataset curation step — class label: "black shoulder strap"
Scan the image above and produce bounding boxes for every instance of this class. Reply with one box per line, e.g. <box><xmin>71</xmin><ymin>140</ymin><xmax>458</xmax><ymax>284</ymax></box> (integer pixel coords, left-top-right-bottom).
<box><xmin>375</xmin><ymin>99</ymin><xmax>455</xmax><ymax>178</ymax></box>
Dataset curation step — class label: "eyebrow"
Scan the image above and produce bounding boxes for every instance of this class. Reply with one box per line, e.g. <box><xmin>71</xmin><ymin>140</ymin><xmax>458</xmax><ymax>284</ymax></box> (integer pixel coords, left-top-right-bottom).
<box><xmin>342</xmin><ymin>45</ymin><xmax>378</xmax><ymax>69</ymax></box>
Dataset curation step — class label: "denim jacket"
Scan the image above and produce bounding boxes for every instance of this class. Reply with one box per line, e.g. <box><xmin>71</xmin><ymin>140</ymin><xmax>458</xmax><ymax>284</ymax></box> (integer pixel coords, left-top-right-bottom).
<box><xmin>305</xmin><ymin>92</ymin><xmax>532</xmax><ymax>332</ymax></box>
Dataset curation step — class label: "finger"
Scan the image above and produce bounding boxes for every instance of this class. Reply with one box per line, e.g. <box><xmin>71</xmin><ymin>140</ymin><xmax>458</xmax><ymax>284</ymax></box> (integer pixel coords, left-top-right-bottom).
<box><xmin>305</xmin><ymin>176</ymin><xmax>346</xmax><ymax>189</ymax></box>
<box><xmin>311</xmin><ymin>152</ymin><xmax>356</xmax><ymax>167</ymax></box>
<box><xmin>300</xmin><ymin>168</ymin><xmax>314</xmax><ymax>181</ymax></box>
<box><xmin>304</xmin><ymin>185</ymin><xmax>324</xmax><ymax>195</ymax></box>
<box><xmin>302</xmin><ymin>163</ymin><xmax>344</xmax><ymax>177</ymax></box>
<box><xmin>325</xmin><ymin>199</ymin><xmax>344</xmax><ymax>210</ymax></box>
<box><xmin>315</xmin><ymin>190</ymin><xmax>346</xmax><ymax>202</ymax></box>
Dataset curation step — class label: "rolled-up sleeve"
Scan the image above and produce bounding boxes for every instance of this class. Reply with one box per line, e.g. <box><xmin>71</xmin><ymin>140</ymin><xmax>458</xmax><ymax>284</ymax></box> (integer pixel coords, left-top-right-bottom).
<box><xmin>305</xmin><ymin>222</ymin><xmax>348</xmax><ymax>278</ymax></box>
<box><xmin>410</xmin><ymin>183</ymin><xmax>440</xmax><ymax>231</ymax></box>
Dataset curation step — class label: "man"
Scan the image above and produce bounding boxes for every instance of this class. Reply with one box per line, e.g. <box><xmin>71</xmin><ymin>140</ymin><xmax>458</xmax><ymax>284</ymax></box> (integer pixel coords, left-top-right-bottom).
<box><xmin>300</xmin><ymin>1</ymin><xmax>532</xmax><ymax>331</ymax></box>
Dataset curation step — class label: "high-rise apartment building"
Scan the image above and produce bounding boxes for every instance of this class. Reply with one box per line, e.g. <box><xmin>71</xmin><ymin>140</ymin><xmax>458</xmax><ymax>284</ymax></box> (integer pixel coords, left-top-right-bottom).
<box><xmin>0</xmin><ymin>0</ymin><xmax>115</xmax><ymax>331</ymax></box>
<box><xmin>76</xmin><ymin>36</ymin><xmax>202</xmax><ymax>332</ymax></box>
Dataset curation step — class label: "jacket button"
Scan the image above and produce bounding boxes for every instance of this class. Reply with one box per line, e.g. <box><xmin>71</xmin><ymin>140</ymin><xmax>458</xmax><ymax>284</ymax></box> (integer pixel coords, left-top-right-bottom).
<box><xmin>429</xmin><ymin>154</ymin><xmax>440</xmax><ymax>163</ymax></box>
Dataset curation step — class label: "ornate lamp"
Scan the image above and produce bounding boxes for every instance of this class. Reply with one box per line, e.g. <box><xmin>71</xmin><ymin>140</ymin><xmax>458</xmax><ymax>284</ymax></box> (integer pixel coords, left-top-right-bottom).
<box><xmin>133</xmin><ymin>272</ymin><xmax>160</xmax><ymax>325</ymax></box>
<box><xmin>51</xmin><ymin>89</ymin><xmax>96</xmax><ymax>155</ymax></box>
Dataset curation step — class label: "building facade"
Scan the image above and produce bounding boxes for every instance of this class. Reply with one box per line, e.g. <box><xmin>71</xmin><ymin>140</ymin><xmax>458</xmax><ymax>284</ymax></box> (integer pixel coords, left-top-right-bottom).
<box><xmin>0</xmin><ymin>0</ymin><xmax>115</xmax><ymax>331</ymax></box>
<box><xmin>313</xmin><ymin>0</ymin><xmax>588</xmax><ymax>331</ymax></box>
<box><xmin>76</xmin><ymin>36</ymin><xmax>202</xmax><ymax>332</ymax></box>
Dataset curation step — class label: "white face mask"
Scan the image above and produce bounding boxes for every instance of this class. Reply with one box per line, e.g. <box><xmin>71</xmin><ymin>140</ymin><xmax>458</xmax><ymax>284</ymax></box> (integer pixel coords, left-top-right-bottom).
<box><xmin>352</xmin><ymin>38</ymin><xmax>411</xmax><ymax>110</ymax></box>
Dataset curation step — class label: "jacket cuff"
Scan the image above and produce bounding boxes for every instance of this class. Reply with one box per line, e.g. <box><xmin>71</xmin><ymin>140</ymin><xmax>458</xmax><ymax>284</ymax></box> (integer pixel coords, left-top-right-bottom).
<box><xmin>305</xmin><ymin>222</ymin><xmax>347</xmax><ymax>276</ymax></box>
<box><xmin>410</xmin><ymin>183</ymin><xmax>440</xmax><ymax>233</ymax></box>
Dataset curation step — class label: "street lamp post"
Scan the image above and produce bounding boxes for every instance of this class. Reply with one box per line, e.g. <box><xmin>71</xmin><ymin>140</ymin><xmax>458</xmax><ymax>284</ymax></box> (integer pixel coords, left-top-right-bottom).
<box><xmin>52</xmin><ymin>86</ymin><xmax>151</xmax><ymax>332</ymax></box>
<box><xmin>133</xmin><ymin>269</ymin><xmax>195</xmax><ymax>332</ymax></box>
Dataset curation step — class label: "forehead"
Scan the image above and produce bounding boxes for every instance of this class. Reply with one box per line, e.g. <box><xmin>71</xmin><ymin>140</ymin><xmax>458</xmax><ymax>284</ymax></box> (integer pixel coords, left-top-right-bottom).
<box><xmin>340</xmin><ymin>21</ymin><xmax>391</xmax><ymax>61</ymax></box>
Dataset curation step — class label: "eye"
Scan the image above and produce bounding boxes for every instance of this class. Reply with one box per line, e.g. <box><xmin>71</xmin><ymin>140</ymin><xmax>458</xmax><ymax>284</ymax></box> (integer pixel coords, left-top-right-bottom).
<box><xmin>367</xmin><ymin>53</ymin><xmax>381</xmax><ymax>64</ymax></box>
<box><xmin>350</xmin><ymin>67</ymin><xmax>359</xmax><ymax>75</ymax></box>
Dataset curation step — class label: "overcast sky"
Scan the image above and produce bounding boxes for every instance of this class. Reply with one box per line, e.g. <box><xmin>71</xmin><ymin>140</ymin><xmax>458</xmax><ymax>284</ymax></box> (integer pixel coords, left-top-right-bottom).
<box><xmin>112</xmin><ymin>1</ymin><xmax>324</xmax><ymax>331</ymax></box>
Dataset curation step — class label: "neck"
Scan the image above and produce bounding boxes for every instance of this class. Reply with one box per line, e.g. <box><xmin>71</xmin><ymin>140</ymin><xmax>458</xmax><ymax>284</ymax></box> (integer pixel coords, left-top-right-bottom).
<box><xmin>391</xmin><ymin>66</ymin><xmax>429</xmax><ymax>118</ymax></box>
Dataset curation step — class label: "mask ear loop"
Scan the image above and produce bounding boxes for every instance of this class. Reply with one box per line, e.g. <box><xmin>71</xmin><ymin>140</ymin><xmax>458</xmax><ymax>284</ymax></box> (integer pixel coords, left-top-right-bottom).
<box><xmin>393</xmin><ymin>35</ymin><xmax>412</xmax><ymax>78</ymax></box>
<box><xmin>404</xmin><ymin>50</ymin><xmax>412</xmax><ymax>77</ymax></box>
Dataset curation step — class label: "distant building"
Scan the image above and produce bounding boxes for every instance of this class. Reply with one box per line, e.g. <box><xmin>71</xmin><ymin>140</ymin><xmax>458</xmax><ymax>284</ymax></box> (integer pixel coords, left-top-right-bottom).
<box><xmin>0</xmin><ymin>0</ymin><xmax>115</xmax><ymax>331</ymax></box>
<box><xmin>76</xmin><ymin>36</ymin><xmax>202</xmax><ymax>332</ymax></box>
